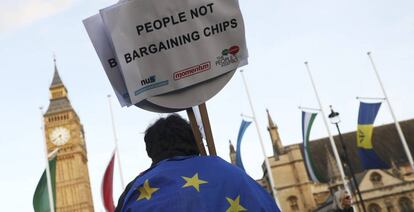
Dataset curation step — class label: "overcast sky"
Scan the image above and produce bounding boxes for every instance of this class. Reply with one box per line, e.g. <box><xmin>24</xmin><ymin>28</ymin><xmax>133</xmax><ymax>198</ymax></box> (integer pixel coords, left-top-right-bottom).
<box><xmin>1</xmin><ymin>0</ymin><xmax>414</xmax><ymax>211</ymax></box>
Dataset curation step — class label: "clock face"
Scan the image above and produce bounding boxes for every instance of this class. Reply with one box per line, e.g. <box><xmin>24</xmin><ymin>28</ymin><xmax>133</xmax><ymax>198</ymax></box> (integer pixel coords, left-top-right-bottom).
<box><xmin>49</xmin><ymin>127</ymin><xmax>71</xmax><ymax>146</ymax></box>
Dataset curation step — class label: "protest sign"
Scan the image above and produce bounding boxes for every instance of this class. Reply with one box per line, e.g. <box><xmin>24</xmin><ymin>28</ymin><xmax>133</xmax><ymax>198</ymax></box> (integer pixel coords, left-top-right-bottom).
<box><xmin>83</xmin><ymin>14</ymin><xmax>131</xmax><ymax>107</ymax></box>
<box><xmin>83</xmin><ymin>13</ymin><xmax>236</xmax><ymax>111</ymax></box>
<box><xmin>100</xmin><ymin>0</ymin><xmax>247</xmax><ymax>106</ymax></box>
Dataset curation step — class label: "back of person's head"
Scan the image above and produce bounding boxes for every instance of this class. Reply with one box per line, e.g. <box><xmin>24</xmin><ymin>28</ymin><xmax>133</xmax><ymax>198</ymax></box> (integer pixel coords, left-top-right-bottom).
<box><xmin>144</xmin><ymin>114</ymin><xmax>200</xmax><ymax>164</ymax></box>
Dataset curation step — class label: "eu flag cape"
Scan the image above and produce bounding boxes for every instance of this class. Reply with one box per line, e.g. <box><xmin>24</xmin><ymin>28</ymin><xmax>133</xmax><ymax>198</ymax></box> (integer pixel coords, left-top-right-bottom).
<box><xmin>120</xmin><ymin>156</ymin><xmax>279</xmax><ymax>212</ymax></box>
<box><xmin>357</xmin><ymin>102</ymin><xmax>389</xmax><ymax>169</ymax></box>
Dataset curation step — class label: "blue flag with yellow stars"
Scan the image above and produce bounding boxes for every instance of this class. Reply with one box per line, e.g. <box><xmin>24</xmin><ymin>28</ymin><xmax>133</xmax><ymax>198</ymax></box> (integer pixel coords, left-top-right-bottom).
<box><xmin>121</xmin><ymin>155</ymin><xmax>280</xmax><ymax>212</ymax></box>
<box><xmin>357</xmin><ymin>101</ymin><xmax>389</xmax><ymax>169</ymax></box>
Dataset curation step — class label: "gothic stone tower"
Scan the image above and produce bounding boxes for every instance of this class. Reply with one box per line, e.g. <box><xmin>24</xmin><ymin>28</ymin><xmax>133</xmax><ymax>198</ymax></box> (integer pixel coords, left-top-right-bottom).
<box><xmin>43</xmin><ymin>61</ymin><xmax>94</xmax><ymax>211</ymax></box>
<box><xmin>265</xmin><ymin>110</ymin><xmax>317</xmax><ymax>211</ymax></box>
<box><xmin>229</xmin><ymin>140</ymin><xmax>236</xmax><ymax>165</ymax></box>
<box><xmin>266</xmin><ymin>109</ymin><xmax>284</xmax><ymax>159</ymax></box>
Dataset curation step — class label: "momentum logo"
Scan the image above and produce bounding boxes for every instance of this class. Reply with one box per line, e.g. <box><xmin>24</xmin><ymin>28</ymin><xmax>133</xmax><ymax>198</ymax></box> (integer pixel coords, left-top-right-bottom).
<box><xmin>173</xmin><ymin>62</ymin><xmax>211</xmax><ymax>80</ymax></box>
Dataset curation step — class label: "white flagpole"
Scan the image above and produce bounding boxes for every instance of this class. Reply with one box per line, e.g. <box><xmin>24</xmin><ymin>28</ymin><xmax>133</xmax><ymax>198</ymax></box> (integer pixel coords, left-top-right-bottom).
<box><xmin>192</xmin><ymin>106</ymin><xmax>206</xmax><ymax>140</ymax></box>
<box><xmin>107</xmin><ymin>95</ymin><xmax>125</xmax><ymax>189</ymax></box>
<box><xmin>367</xmin><ymin>52</ymin><xmax>414</xmax><ymax>171</ymax></box>
<box><xmin>39</xmin><ymin>107</ymin><xmax>55</xmax><ymax>212</ymax></box>
<box><xmin>240</xmin><ymin>70</ymin><xmax>279</xmax><ymax>204</ymax></box>
<box><xmin>304</xmin><ymin>62</ymin><xmax>349</xmax><ymax>191</ymax></box>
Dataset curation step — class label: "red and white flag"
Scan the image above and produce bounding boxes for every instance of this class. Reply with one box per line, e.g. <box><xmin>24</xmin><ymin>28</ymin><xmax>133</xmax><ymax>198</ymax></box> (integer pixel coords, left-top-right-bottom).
<box><xmin>102</xmin><ymin>151</ymin><xmax>116</xmax><ymax>212</ymax></box>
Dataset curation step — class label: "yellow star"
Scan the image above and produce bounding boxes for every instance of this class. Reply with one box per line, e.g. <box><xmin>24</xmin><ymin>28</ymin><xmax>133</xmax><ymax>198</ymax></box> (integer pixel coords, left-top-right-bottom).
<box><xmin>182</xmin><ymin>173</ymin><xmax>208</xmax><ymax>192</ymax></box>
<box><xmin>226</xmin><ymin>195</ymin><xmax>247</xmax><ymax>212</ymax></box>
<box><xmin>136</xmin><ymin>180</ymin><xmax>159</xmax><ymax>201</ymax></box>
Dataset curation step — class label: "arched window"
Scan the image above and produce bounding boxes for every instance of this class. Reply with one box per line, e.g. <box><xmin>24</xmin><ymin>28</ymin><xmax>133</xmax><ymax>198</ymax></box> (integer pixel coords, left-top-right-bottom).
<box><xmin>370</xmin><ymin>172</ymin><xmax>383</xmax><ymax>186</ymax></box>
<box><xmin>385</xmin><ymin>200</ymin><xmax>394</xmax><ymax>211</ymax></box>
<box><xmin>399</xmin><ymin>197</ymin><xmax>413</xmax><ymax>212</ymax></box>
<box><xmin>287</xmin><ymin>196</ymin><xmax>299</xmax><ymax>211</ymax></box>
<box><xmin>368</xmin><ymin>203</ymin><xmax>381</xmax><ymax>212</ymax></box>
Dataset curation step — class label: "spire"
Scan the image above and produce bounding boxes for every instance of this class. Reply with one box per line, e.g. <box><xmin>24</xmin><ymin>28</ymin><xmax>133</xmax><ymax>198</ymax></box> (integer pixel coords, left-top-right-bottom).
<box><xmin>325</xmin><ymin>144</ymin><xmax>340</xmax><ymax>183</ymax></box>
<box><xmin>266</xmin><ymin>109</ymin><xmax>284</xmax><ymax>157</ymax></box>
<box><xmin>50</xmin><ymin>56</ymin><xmax>63</xmax><ymax>88</ymax></box>
<box><xmin>229</xmin><ymin>140</ymin><xmax>236</xmax><ymax>165</ymax></box>
<box><xmin>45</xmin><ymin>56</ymin><xmax>72</xmax><ymax>115</ymax></box>
<box><xmin>229</xmin><ymin>140</ymin><xmax>235</xmax><ymax>154</ymax></box>
<box><xmin>266</xmin><ymin>109</ymin><xmax>277</xmax><ymax>129</ymax></box>
<box><xmin>390</xmin><ymin>158</ymin><xmax>401</xmax><ymax>178</ymax></box>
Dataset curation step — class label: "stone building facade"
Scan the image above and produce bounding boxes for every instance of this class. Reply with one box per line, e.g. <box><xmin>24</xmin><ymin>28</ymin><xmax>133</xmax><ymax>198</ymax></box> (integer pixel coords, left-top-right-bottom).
<box><xmin>43</xmin><ymin>61</ymin><xmax>94</xmax><ymax>211</ymax></box>
<box><xmin>230</xmin><ymin>110</ymin><xmax>414</xmax><ymax>212</ymax></box>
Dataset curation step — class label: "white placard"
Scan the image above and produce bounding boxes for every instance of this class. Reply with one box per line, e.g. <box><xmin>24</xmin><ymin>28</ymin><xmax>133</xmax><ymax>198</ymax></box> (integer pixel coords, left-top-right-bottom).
<box><xmin>100</xmin><ymin>0</ymin><xmax>247</xmax><ymax>105</ymax></box>
<box><xmin>83</xmin><ymin>14</ymin><xmax>132</xmax><ymax>107</ymax></box>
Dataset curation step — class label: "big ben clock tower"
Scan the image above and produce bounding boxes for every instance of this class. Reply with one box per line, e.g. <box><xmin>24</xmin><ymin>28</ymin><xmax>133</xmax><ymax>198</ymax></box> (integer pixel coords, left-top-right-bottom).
<box><xmin>43</xmin><ymin>60</ymin><xmax>94</xmax><ymax>211</ymax></box>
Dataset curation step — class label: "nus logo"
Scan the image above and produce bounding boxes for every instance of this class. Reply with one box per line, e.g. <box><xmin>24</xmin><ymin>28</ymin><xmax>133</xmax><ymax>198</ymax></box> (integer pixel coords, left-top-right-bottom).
<box><xmin>141</xmin><ymin>75</ymin><xmax>156</xmax><ymax>86</ymax></box>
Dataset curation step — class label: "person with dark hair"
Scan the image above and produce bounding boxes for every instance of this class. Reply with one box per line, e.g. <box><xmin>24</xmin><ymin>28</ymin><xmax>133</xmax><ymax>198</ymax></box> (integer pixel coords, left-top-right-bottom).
<box><xmin>115</xmin><ymin>114</ymin><xmax>279</xmax><ymax>212</ymax></box>
<box><xmin>144</xmin><ymin>114</ymin><xmax>200</xmax><ymax>165</ymax></box>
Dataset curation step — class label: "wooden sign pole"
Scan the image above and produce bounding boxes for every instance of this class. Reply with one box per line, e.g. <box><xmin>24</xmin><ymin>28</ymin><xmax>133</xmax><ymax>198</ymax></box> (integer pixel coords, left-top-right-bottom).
<box><xmin>186</xmin><ymin>108</ymin><xmax>207</xmax><ymax>156</ymax></box>
<box><xmin>198</xmin><ymin>103</ymin><xmax>217</xmax><ymax>155</ymax></box>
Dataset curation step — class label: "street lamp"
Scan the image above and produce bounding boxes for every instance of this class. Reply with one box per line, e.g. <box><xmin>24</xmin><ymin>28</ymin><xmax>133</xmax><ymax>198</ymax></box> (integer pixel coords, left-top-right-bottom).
<box><xmin>328</xmin><ymin>106</ymin><xmax>367</xmax><ymax>212</ymax></box>
<box><xmin>328</xmin><ymin>109</ymin><xmax>340</xmax><ymax>124</ymax></box>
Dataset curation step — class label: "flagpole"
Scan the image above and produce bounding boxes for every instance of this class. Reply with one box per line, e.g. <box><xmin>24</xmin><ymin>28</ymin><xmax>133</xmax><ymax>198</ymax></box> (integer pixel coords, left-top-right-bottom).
<box><xmin>240</xmin><ymin>69</ymin><xmax>279</xmax><ymax>204</ymax></box>
<box><xmin>367</xmin><ymin>52</ymin><xmax>414</xmax><ymax>171</ymax></box>
<box><xmin>298</xmin><ymin>106</ymin><xmax>321</xmax><ymax>112</ymax></box>
<box><xmin>39</xmin><ymin>107</ymin><xmax>55</xmax><ymax>212</ymax></box>
<box><xmin>107</xmin><ymin>95</ymin><xmax>125</xmax><ymax>189</ymax></box>
<box><xmin>304</xmin><ymin>62</ymin><xmax>349</xmax><ymax>191</ymax></box>
<box><xmin>356</xmin><ymin>96</ymin><xmax>386</xmax><ymax>101</ymax></box>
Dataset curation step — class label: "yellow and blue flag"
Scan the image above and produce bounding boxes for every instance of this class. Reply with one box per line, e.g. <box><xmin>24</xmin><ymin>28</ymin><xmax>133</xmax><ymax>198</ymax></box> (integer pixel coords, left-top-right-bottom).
<box><xmin>236</xmin><ymin>120</ymin><xmax>251</xmax><ymax>171</ymax></box>
<box><xmin>120</xmin><ymin>156</ymin><xmax>279</xmax><ymax>212</ymax></box>
<box><xmin>357</xmin><ymin>102</ymin><xmax>389</xmax><ymax>169</ymax></box>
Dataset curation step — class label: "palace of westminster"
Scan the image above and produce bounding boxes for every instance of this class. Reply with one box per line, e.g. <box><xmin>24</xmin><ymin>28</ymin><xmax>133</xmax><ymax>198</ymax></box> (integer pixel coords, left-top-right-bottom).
<box><xmin>43</xmin><ymin>62</ymin><xmax>414</xmax><ymax>211</ymax></box>
<box><xmin>229</xmin><ymin>111</ymin><xmax>414</xmax><ymax>212</ymax></box>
